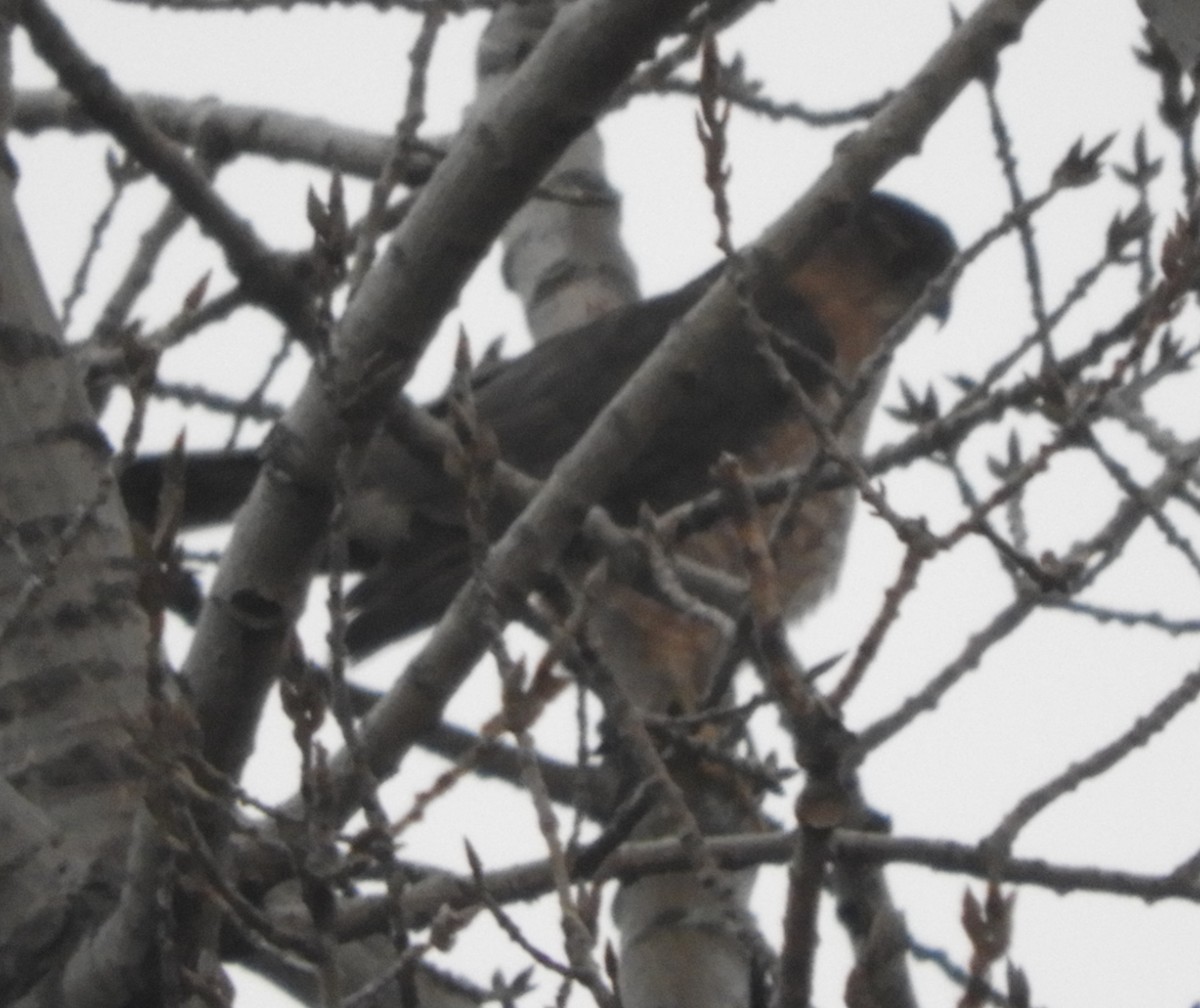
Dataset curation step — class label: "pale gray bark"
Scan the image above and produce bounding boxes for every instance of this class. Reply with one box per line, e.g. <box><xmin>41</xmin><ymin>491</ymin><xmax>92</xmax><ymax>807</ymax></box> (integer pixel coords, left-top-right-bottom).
<box><xmin>0</xmin><ymin>4</ymin><xmax>156</xmax><ymax>1002</ymax></box>
<box><xmin>478</xmin><ymin>1</ymin><xmax>638</xmax><ymax>341</ymax></box>
<box><xmin>476</xmin><ymin>10</ymin><xmax>755</xmax><ymax>1002</ymax></box>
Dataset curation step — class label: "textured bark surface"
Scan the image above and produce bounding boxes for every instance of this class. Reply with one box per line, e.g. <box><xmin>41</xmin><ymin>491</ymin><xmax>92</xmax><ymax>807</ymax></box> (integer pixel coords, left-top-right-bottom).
<box><xmin>0</xmin><ymin>12</ymin><xmax>151</xmax><ymax>998</ymax></box>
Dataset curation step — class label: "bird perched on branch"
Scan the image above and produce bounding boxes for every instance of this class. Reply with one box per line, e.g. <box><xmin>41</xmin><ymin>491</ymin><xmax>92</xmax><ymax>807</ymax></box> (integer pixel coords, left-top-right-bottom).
<box><xmin>121</xmin><ymin>191</ymin><xmax>954</xmax><ymax>709</ymax></box>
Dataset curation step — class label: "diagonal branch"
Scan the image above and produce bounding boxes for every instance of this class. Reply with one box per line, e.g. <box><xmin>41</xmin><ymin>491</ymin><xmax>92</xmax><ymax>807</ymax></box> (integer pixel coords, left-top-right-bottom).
<box><xmin>19</xmin><ymin>0</ymin><xmax>317</xmax><ymax>342</ymax></box>
<box><xmin>183</xmin><ymin>0</ymin><xmax>709</xmax><ymax>782</ymax></box>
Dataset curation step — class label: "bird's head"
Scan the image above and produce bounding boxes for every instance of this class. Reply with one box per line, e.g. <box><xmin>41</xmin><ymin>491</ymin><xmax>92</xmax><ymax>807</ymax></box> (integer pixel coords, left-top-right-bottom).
<box><xmin>772</xmin><ymin>192</ymin><xmax>956</xmax><ymax>374</ymax></box>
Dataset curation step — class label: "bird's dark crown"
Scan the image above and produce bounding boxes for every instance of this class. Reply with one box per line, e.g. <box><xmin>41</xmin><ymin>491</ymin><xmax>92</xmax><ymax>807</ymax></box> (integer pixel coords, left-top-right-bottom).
<box><xmin>859</xmin><ymin>191</ymin><xmax>957</xmax><ymax>283</ymax></box>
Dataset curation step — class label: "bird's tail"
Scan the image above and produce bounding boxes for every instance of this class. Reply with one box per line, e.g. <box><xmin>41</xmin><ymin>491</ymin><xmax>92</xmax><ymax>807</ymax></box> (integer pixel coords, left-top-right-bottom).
<box><xmin>119</xmin><ymin>450</ymin><xmax>261</xmax><ymax>531</ymax></box>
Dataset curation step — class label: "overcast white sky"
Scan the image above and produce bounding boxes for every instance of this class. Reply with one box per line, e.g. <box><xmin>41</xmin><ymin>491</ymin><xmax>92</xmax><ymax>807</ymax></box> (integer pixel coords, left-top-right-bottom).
<box><xmin>10</xmin><ymin>1</ymin><xmax>1200</xmax><ymax>1005</ymax></box>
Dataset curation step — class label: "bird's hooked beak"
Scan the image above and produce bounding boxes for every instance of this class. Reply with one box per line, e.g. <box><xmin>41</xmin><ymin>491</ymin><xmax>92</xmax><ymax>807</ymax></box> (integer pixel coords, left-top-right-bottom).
<box><xmin>928</xmin><ymin>285</ymin><xmax>952</xmax><ymax>326</ymax></box>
